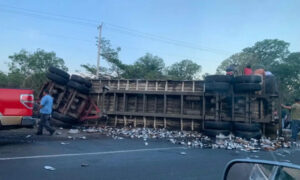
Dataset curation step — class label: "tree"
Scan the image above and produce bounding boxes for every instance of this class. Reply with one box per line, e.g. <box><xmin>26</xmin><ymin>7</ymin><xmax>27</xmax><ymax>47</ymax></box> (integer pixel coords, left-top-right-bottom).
<box><xmin>80</xmin><ymin>64</ymin><xmax>109</xmax><ymax>76</ymax></box>
<box><xmin>122</xmin><ymin>53</ymin><xmax>165</xmax><ymax>79</ymax></box>
<box><xmin>8</xmin><ymin>49</ymin><xmax>67</xmax><ymax>75</ymax></box>
<box><xmin>272</xmin><ymin>52</ymin><xmax>300</xmax><ymax>102</ymax></box>
<box><xmin>166</xmin><ymin>59</ymin><xmax>201</xmax><ymax>80</ymax></box>
<box><xmin>85</xmin><ymin>38</ymin><xmax>167</xmax><ymax>80</ymax></box>
<box><xmin>216</xmin><ymin>52</ymin><xmax>257</xmax><ymax>74</ymax></box>
<box><xmin>81</xmin><ymin>38</ymin><xmax>201</xmax><ymax>80</ymax></box>
<box><xmin>100</xmin><ymin>38</ymin><xmax>125</xmax><ymax>78</ymax></box>
<box><xmin>7</xmin><ymin>70</ymin><xmax>24</xmax><ymax>88</ymax></box>
<box><xmin>0</xmin><ymin>71</ymin><xmax>8</xmax><ymax>87</ymax></box>
<box><xmin>217</xmin><ymin>39</ymin><xmax>290</xmax><ymax>73</ymax></box>
<box><xmin>217</xmin><ymin>39</ymin><xmax>300</xmax><ymax>103</ymax></box>
<box><xmin>7</xmin><ymin>49</ymin><xmax>67</xmax><ymax>93</ymax></box>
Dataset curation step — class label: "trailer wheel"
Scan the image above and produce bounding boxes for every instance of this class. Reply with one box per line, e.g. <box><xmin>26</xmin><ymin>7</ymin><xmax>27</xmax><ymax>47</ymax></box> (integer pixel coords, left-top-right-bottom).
<box><xmin>234</xmin><ymin>130</ymin><xmax>262</xmax><ymax>139</ymax></box>
<box><xmin>265</xmin><ymin>76</ymin><xmax>278</xmax><ymax>94</ymax></box>
<box><xmin>234</xmin><ymin>83</ymin><xmax>261</xmax><ymax>92</ymax></box>
<box><xmin>203</xmin><ymin>129</ymin><xmax>230</xmax><ymax>137</ymax></box>
<box><xmin>46</xmin><ymin>72</ymin><xmax>69</xmax><ymax>85</ymax></box>
<box><xmin>234</xmin><ymin>122</ymin><xmax>261</xmax><ymax>132</ymax></box>
<box><xmin>234</xmin><ymin>75</ymin><xmax>261</xmax><ymax>83</ymax></box>
<box><xmin>70</xmin><ymin>75</ymin><xmax>92</xmax><ymax>88</ymax></box>
<box><xmin>205</xmin><ymin>75</ymin><xmax>233</xmax><ymax>83</ymax></box>
<box><xmin>48</xmin><ymin>66</ymin><xmax>70</xmax><ymax>79</ymax></box>
<box><xmin>205</xmin><ymin>82</ymin><xmax>230</xmax><ymax>92</ymax></box>
<box><xmin>204</xmin><ymin>121</ymin><xmax>232</xmax><ymax>130</ymax></box>
<box><xmin>67</xmin><ymin>80</ymin><xmax>90</xmax><ymax>94</ymax></box>
<box><xmin>52</xmin><ymin>112</ymin><xmax>77</xmax><ymax>124</ymax></box>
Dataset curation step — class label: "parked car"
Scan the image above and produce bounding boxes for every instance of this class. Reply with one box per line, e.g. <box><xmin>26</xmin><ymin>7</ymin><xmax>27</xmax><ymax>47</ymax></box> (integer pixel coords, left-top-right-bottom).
<box><xmin>0</xmin><ymin>88</ymin><xmax>36</xmax><ymax>129</ymax></box>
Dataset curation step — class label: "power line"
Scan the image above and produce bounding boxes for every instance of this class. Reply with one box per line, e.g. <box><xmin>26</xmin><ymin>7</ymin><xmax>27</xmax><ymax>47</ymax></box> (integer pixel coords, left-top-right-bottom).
<box><xmin>1</xmin><ymin>25</ymin><xmax>200</xmax><ymax>61</ymax></box>
<box><xmin>104</xmin><ymin>23</ymin><xmax>231</xmax><ymax>54</ymax></box>
<box><xmin>0</xmin><ymin>4</ymin><xmax>232</xmax><ymax>55</ymax></box>
<box><xmin>105</xmin><ymin>25</ymin><xmax>230</xmax><ymax>55</ymax></box>
<box><xmin>0</xmin><ymin>6</ymin><xmax>97</xmax><ymax>27</ymax></box>
<box><xmin>0</xmin><ymin>25</ymin><xmax>95</xmax><ymax>43</ymax></box>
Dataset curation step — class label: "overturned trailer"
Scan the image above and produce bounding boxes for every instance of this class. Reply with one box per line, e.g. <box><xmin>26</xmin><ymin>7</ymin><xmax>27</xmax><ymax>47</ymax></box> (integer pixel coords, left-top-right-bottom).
<box><xmin>40</xmin><ymin>67</ymin><xmax>280</xmax><ymax>139</ymax></box>
<box><xmin>90</xmin><ymin>75</ymin><xmax>280</xmax><ymax>139</ymax></box>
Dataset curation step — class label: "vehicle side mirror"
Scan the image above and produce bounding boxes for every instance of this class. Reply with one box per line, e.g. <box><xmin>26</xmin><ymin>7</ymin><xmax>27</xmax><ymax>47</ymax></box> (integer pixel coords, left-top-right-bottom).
<box><xmin>224</xmin><ymin>159</ymin><xmax>300</xmax><ymax>180</ymax></box>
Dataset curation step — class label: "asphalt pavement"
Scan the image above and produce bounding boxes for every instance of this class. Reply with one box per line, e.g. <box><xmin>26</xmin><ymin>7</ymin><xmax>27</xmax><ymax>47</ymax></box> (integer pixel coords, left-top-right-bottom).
<box><xmin>1</xmin><ymin>128</ymin><xmax>300</xmax><ymax>180</ymax></box>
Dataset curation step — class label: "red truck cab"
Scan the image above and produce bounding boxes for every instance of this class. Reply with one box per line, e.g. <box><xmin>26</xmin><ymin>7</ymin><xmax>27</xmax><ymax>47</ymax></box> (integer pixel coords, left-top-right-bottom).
<box><xmin>0</xmin><ymin>88</ymin><xmax>36</xmax><ymax>128</ymax></box>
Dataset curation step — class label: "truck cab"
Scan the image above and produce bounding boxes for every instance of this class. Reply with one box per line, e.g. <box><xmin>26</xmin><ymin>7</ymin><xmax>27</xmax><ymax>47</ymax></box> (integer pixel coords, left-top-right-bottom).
<box><xmin>0</xmin><ymin>88</ymin><xmax>36</xmax><ymax>129</ymax></box>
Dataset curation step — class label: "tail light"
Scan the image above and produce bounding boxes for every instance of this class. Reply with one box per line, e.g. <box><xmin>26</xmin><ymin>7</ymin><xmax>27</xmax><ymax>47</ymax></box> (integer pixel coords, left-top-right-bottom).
<box><xmin>20</xmin><ymin>94</ymin><xmax>34</xmax><ymax>109</ymax></box>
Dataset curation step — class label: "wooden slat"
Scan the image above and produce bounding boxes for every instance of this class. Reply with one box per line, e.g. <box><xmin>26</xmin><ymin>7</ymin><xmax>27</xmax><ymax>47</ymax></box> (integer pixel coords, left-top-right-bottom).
<box><xmin>164</xmin><ymin>94</ymin><xmax>167</xmax><ymax>114</ymax></box>
<box><xmin>123</xmin><ymin>93</ymin><xmax>126</xmax><ymax>112</ymax></box>
<box><xmin>114</xmin><ymin>116</ymin><xmax>117</xmax><ymax>127</ymax></box>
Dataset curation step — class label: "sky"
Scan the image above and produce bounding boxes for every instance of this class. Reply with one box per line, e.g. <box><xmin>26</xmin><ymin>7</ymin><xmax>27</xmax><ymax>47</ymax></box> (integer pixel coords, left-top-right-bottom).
<box><xmin>0</xmin><ymin>0</ymin><xmax>299</xmax><ymax>75</ymax></box>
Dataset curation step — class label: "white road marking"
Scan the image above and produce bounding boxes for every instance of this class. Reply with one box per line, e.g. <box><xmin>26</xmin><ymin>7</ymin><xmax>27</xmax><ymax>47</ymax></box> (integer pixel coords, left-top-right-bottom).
<box><xmin>0</xmin><ymin>147</ymin><xmax>184</xmax><ymax>161</ymax></box>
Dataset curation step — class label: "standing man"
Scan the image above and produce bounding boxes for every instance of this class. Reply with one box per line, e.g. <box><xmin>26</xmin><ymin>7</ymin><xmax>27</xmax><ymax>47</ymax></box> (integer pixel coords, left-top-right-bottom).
<box><xmin>282</xmin><ymin>98</ymin><xmax>300</xmax><ymax>141</ymax></box>
<box><xmin>243</xmin><ymin>64</ymin><xmax>252</xmax><ymax>75</ymax></box>
<box><xmin>37</xmin><ymin>89</ymin><xmax>55</xmax><ymax>135</ymax></box>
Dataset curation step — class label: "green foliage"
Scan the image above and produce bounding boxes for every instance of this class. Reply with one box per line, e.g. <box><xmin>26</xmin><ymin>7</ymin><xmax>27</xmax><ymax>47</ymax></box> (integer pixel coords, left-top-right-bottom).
<box><xmin>4</xmin><ymin>49</ymin><xmax>67</xmax><ymax>94</ymax></box>
<box><xmin>166</xmin><ymin>59</ymin><xmax>201</xmax><ymax>80</ymax></box>
<box><xmin>9</xmin><ymin>49</ymin><xmax>67</xmax><ymax>75</ymax></box>
<box><xmin>217</xmin><ymin>39</ymin><xmax>290</xmax><ymax>73</ymax></box>
<box><xmin>272</xmin><ymin>52</ymin><xmax>300</xmax><ymax>102</ymax></box>
<box><xmin>80</xmin><ymin>64</ymin><xmax>108</xmax><ymax>76</ymax></box>
<box><xmin>0</xmin><ymin>71</ymin><xmax>8</xmax><ymax>87</ymax></box>
<box><xmin>83</xmin><ymin>38</ymin><xmax>201</xmax><ymax>80</ymax></box>
<box><xmin>122</xmin><ymin>53</ymin><xmax>165</xmax><ymax>79</ymax></box>
<box><xmin>100</xmin><ymin>38</ymin><xmax>125</xmax><ymax>78</ymax></box>
<box><xmin>7</xmin><ymin>70</ymin><xmax>25</xmax><ymax>88</ymax></box>
<box><xmin>217</xmin><ymin>39</ymin><xmax>299</xmax><ymax>103</ymax></box>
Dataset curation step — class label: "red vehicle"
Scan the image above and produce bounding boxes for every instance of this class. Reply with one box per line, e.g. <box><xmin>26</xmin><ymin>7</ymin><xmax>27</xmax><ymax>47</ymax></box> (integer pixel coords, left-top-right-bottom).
<box><xmin>0</xmin><ymin>88</ymin><xmax>36</xmax><ymax>128</ymax></box>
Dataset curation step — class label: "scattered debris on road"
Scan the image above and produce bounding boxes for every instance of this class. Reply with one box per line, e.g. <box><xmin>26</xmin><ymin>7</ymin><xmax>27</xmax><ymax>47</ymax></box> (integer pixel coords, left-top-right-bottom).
<box><xmin>60</xmin><ymin>142</ymin><xmax>70</xmax><ymax>145</ymax></box>
<box><xmin>44</xmin><ymin>166</ymin><xmax>56</xmax><ymax>171</ymax></box>
<box><xmin>180</xmin><ymin>152</ymin><xmax>187</xmax><ymax>155</ymax></box>
<box><xmin>81</xmin><ymin>163</ymin><xmax>89</xmax><ymax>167</ymax></box>
<box><xmin>51</xmin><ymin>126</ymin><xmax>295</xmax><ymax>153</ymax></box>
<box><xmin>25</xmin><ymin>135</ymin><xmax>31</xmax><ymax>138</ymax></box>
<box><xmin>80</xmin><ymin>136</ymin><xmax>87</xmax><ymax>140</ymax></box>
<box><xmin>68</xmin><ymin>129</ymin><xmax>79</xmax><ymax>134</ymax></box>
<box><xmin>75</xmin><ymin>127</ymin><xmax>294</xmax><ymax>152</ymax></box>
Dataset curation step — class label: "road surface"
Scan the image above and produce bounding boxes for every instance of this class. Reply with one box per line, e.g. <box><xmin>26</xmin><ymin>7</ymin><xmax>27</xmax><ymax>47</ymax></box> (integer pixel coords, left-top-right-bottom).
<box><xmin>0</xmin><ymin>128</ymin><xmax>299</xmax><ymax>180</ymax></box>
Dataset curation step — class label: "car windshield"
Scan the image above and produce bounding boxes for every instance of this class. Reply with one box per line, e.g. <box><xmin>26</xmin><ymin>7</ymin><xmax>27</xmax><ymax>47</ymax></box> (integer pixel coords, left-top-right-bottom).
<box><xmin>0</xmin><ymin>1</ymin><xmax>300</xmax><ymax>180</ymax></box>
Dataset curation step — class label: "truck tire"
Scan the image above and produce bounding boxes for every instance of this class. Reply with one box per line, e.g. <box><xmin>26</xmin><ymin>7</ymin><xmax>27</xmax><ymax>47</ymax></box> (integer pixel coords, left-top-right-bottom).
<box><xmin>67</xmin><ymin>80</ymin><xmax>90</xmax><ymax>94</ymax></box>
<box><xmin>70</xmin><ymin>75</ymin><xmax>92</xmax><ymax>88</ymax></box>
<box><xmin>234</xmin><ymin>75</ymin><xmax>261</xmax><ymax>83</ymax></box>
<box><xmin>234</xmin><ymin>122</ymin><xmax>261</xmax><ymax>132</ymax></box>
<box><xmin>203</xmin><ymin>129</ymin><xmax>230</xmax><ymax>137</ymax></box>
<box><xmin>234</xmin><ymin>83</ymin><xmax>261</xmax><ymax>92</ymax></box>
<box><xmin>205</xmin><ymin>82</ymin><xmax>230</xmax><ymax>92</ymax></box>
<box><xmin>46</xmin><ymin>72</ymin><xmax>69</xmax><ymax>85</ymax></box>
<box><xmin>265</xmin><ymin>76</ymin><xmax>278</xmax><ymax>94</ymax></box>
<box><xmin>204</xmin><ymin>121</ymin><xmax>232</xmax><ymax>130</ymax></box>
<box><xmin>205</xmin><ymin>75</ymin><xmax>233</xmax><ymax>83</ymax></box>
<box><xmin>52</xmin><ymin>112</ymin><xmax>77</xmax><ymax>124</ymax></box>
<box><xmin>234</xmin><ymin>130</ymin><xmax>262</xmax><ymax>139</ymax></box>
<box><xmin>48</xmin><ymin>66</ymin><xmax>70</xmax><ymax>79</ymax></box>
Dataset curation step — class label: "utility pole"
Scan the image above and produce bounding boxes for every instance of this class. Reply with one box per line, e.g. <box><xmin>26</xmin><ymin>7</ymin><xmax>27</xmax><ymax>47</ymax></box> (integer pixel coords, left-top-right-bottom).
<box><xmin>96</xmin><ymin>23</ymin><xmax>103</xmax><ymax>79</ymax></box>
